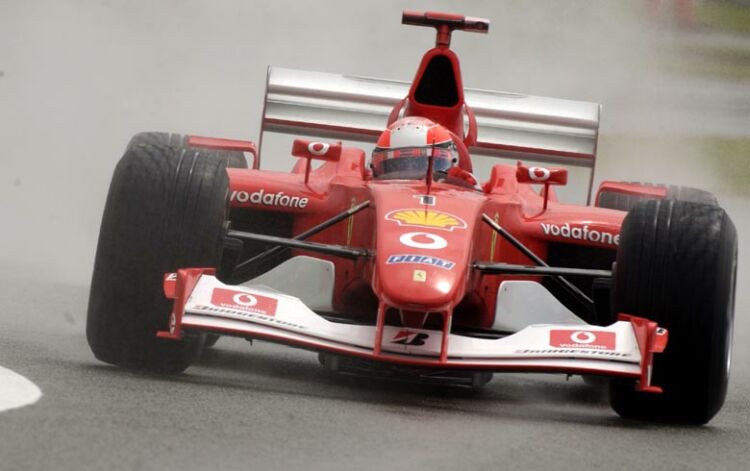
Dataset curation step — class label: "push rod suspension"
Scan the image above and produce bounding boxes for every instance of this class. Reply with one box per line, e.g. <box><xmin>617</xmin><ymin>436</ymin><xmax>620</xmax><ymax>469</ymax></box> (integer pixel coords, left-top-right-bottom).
<box><xmin>474</xmin><ymin>262</ymin><xmax>612</xmax><ymax>278</ymax></box>
<box><xmin>480</xmin><ymin>213</ymin><xmax>602</xmax><ymax>309</ymax></box>
<box><xmin>227</xmin><ymin>230</ymin><xmax>372</xmax><ymax>260</ymax></box>
<box><xmin>231</xmin><ymin>200</ymin><xmax>371</xmax><ymax>277</ymax></box>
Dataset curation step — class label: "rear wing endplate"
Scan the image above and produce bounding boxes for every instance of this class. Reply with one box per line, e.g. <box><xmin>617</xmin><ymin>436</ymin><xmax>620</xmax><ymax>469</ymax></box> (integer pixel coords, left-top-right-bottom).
<box><xmin>260</xmin><ymin>67</ymin><xmax>601</xmax><ymax>168</ymax></box>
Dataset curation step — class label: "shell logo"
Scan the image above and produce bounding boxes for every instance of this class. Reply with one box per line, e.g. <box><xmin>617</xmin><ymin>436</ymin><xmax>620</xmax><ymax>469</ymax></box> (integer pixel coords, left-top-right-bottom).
<box><xmin>385</xmin><ymin>209</ymin><xmax>467</xmax><ymax>231</ymax></box>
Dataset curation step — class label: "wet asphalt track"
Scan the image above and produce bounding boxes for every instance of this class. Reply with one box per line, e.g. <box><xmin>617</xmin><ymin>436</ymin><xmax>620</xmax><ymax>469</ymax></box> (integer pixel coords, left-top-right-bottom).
<box><xmin>2</xmin><ymin>1</ymin><xmax>750</xmax><ymax>470</ymax></box>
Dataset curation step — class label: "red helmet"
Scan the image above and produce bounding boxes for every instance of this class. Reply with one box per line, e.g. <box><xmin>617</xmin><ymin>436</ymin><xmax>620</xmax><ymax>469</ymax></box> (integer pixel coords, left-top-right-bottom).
<box><xmin>371</xmin><ymin>117</ymin><xmax>457</xmax><ymax>178</ymax></box>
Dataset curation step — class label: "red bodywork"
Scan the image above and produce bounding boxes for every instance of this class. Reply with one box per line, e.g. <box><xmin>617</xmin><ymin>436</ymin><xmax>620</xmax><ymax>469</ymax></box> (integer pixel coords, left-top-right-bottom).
<box><xmin>216</xmin><ymin>17</ymin><xmax>625</xmax><ymax>334</ymax></box>
<box><xmin>226</xmin><ymin>157</ymin><xmax>624</xmax><ymax>326</ymax></box>
<box><xmin>158</xmin><ymin>11</ymin><xmax>667</xmax><ymax>387</ymax></box>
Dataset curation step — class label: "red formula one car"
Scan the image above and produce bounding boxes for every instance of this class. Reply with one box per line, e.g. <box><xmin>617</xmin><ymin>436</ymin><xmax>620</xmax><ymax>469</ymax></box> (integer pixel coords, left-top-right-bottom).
<box><xmin>87</xmin><ymin>11</ymin><xmax>738</xmax><ymax>424</ymax></box>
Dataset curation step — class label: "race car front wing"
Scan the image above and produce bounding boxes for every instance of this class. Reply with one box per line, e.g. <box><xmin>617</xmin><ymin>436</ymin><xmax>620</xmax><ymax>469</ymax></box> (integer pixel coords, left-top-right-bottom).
<box><xmin>158</xmin><ymin>268</ymin><xmax>668</xmax><ymax>392</ymax></box>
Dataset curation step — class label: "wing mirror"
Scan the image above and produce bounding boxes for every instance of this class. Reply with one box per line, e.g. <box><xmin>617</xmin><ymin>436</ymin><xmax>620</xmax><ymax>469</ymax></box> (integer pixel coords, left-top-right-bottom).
<box><xmin>292</xmin><ymin>139</ymin><xmax>342</xmax><ymax>183</ymax></box>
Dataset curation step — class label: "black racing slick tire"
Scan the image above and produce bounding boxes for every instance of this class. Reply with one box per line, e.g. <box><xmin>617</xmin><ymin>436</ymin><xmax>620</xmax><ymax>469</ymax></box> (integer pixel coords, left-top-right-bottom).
<box><xmin>86</xmin><ymin>132</ymin><xmax>245</xmax><ymax>373</ymax></box>
<box><xmin>609</xmin><ymin>200</ymin><xmax>738</xmax><ymax>424</ymax></box>
<box><xmin>597</xmin><ymin>183</ymin><xmax>717</xmax><ymax>212</ymax></box>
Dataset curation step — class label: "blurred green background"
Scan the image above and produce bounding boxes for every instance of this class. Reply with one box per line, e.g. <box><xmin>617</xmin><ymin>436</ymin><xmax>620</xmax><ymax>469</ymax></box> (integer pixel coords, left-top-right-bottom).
<box><xmin>614</xmin><ymin>0</ymin><xmax>750</xmax><ymax>196</ymax></box>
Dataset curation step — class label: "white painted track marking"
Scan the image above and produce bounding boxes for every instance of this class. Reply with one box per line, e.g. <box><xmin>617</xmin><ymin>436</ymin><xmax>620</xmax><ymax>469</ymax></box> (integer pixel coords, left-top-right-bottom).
<box><xmin>0</xmin><ymin>365</ymin><xmax>42</xmax><ymax>413</ymax></box>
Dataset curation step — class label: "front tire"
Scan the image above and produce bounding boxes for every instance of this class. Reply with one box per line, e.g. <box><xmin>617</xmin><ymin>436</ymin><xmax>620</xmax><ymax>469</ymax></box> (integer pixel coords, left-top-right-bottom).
<box><xmin>609</xmin><ymin>200</ymin><xmax>737</xmax><ymax>424</ymax></box>
<box><xmin>86</xmin><ymin>133</ymin><xmax>244</xmax><ymax>373</ymax></box>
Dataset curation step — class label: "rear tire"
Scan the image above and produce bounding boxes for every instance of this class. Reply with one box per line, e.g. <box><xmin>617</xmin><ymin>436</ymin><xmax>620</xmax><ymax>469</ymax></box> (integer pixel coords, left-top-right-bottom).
<box><xmin>86</xmin><ymin>132</ymin><xmax>245</xmax><ymax>373</ymax></box>
<box><xmin>609</xmin><ymin>200</ymin><xmax>737</xmax><ymax>424</ymax></box>
<box><xmin>598</xmin><ymin>183</ymin><xmax>717</xmax><ymax>212</ymax></box>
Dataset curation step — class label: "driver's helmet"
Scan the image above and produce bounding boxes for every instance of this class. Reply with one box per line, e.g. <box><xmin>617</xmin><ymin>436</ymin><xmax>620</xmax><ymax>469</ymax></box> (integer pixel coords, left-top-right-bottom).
<box><xmin>371</xmin><ymin>117</ymin><xmax>457</xmax><ymax>179</ymax></box>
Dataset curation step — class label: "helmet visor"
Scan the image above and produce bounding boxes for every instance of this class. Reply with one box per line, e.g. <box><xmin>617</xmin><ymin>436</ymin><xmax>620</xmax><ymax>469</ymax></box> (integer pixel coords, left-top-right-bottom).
<box><xmin>372</xmin><ymin>143</ymin><xmax>456</xmax><ymax>179</ymax></box>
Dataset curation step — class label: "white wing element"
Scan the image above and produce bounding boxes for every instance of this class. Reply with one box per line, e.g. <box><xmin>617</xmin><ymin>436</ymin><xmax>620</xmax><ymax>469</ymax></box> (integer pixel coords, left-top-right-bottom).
<box><xmin>240</xmin><ymin>255</ymin><xmax>335</xmax><ymax>312</ymax></box>
<box><xmin>162</xmin><ymin>272</ymin><xmax>666</xmax><ymax>386</ymax></box>
<box><xmin>493</xmin><ymin>280</ymin><xmax>587</xmax><ymax>331</ymax></box>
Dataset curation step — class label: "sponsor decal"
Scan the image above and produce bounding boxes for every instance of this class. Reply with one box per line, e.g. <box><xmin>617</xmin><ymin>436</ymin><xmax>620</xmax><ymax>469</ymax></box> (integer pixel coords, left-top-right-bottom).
<box><xmin>391</xmin><ymin>330</ymin><xmax>429</xmax><ymax>346</ymax></box>
<box><xmin>540</xmin><ymin>223</ymin><xmax>620</xmax><ymax>246</ymax></box>
<box><xmin>399</xmin><ymin>231</ymin><xmax>448</xmax><ymax>250</ymax></box>
<box><xmin>413</xmin><ymin>195</ymin><xmax>436</xmax><ymax>206</ymax></box>
<box><xmin>193</xmin><ymin>304</ymin><xmax>307</xmax><ymax>330</ymax></box>
<box><xmin>549</xmin><ymin>330</ymin><xmax>616</xmax><ymax>350</ymax></box>
<box><xmin>230</xmin><ymin>189</ymin><xmax>309</xmax><ymax>209</ymax></box>
<box><xmin>386</xmin><ymin>254</ymin><xmax>455</xmax><ymax>270</ymax></box>
<box><xmin>386</xmin><ymin>209</ymin><xmax>466</xmax><ymax>231</ymax></box>
<box><xmin>307</xmin><ymin>141</ymin><xmax>330</xmax><ymax>156</ymax></box>
<box><xmin>412</xmin><ymin>269</ymin><xmax>427</xmax><ymax>282</ymax></box>
<box><xmin>528</xmin><ymin>166</ymin><xmax>551</xmax><ymax>182</ymax></box>
<box><xmin>210</xmin><ymin>288</ymin><xmax>278</xmax><ymax>317</ymax></box>
<box><xmin>515</xmin><ymin>348</ymin><xmax>630</xmax><ymax>358</ymax></box>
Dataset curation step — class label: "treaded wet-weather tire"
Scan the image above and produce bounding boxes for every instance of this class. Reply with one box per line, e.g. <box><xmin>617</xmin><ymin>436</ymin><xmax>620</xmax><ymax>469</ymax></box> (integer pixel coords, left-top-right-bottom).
<box><xmin>598</xmin><ymin>183</ymin><xmax>717</xmax><ymax>212</ymax></box>
<box><xmin>126</xmin><ymin>132</ymin><xmax>248</xmax><ymax>169</ymax></box>
<box><xmin>127</xmin><ymin>133</ymin><xmax>247</xmax><ymax>349</ymax></box>
<box><xmin>86</xmin><ymin>132</ymin><xmax>245</xmax><ymax>373</ymax></box>
<box><xmin>609</xmin><ymin>200</ymin><xmax>737</xmax><ymax>424</ymax></box>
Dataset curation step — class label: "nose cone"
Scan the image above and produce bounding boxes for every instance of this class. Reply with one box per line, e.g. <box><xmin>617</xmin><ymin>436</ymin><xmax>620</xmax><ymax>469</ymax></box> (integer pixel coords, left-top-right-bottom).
<box><xmin>378</xmin><ymin>249</ymin><xmax>463</xmax><ymax>310</ymax></box>
<box><xmin>371</xmin><ymin>183</ymin><xmax>484</xmax><ymax>311</ymax></box>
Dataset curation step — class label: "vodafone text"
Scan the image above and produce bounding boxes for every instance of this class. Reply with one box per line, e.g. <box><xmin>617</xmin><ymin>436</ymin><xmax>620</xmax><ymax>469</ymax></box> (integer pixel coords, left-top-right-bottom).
<box><xmin>231</xmin><ymin>189</ymin><xmax>309</xmax><ymax>209</ymax></box>
<box><xmin>540</xmin><ymin>223</ymin><xmax>620</xmax><ymax>246</ymax></box>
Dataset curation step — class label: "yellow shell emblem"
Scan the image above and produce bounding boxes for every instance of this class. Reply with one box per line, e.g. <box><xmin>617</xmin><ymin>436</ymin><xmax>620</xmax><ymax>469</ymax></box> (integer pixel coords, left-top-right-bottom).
<box><xmin>386</xmin><ymin>209</ymin><xmax>467</xmax><ymax>231</ymax></box>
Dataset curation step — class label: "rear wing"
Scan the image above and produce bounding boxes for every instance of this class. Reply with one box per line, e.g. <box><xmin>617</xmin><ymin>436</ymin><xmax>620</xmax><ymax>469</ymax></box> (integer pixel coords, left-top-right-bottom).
<box><xmin>260</xmin><ymin>66</ymin><xmax>601</xmax><ymax>169</ymax></box>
